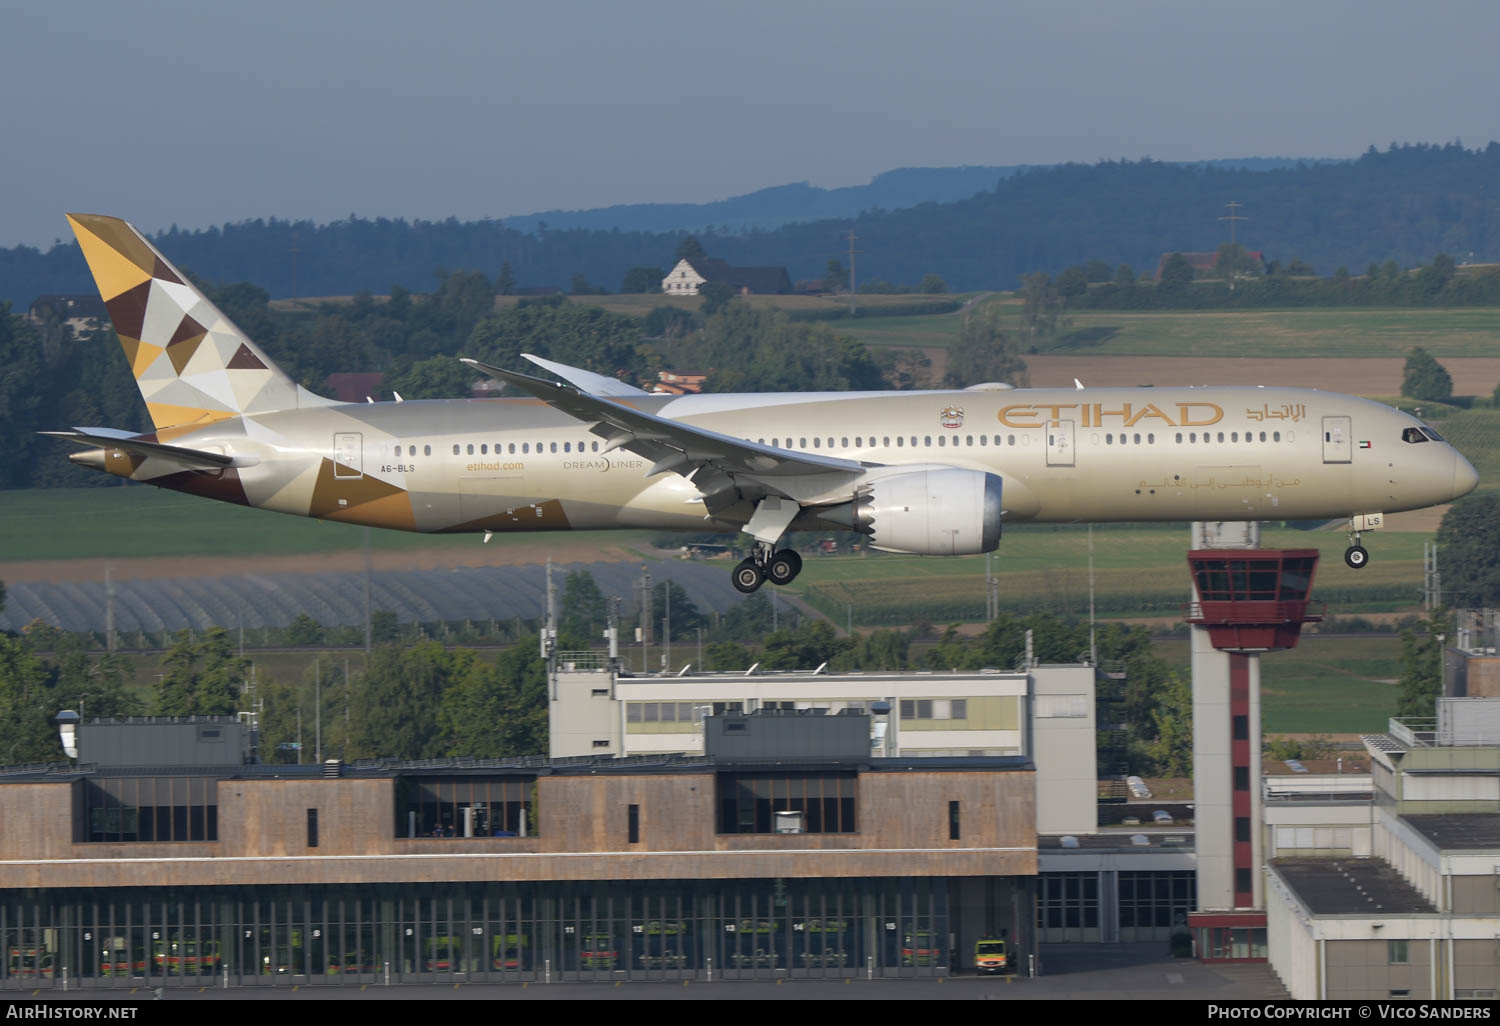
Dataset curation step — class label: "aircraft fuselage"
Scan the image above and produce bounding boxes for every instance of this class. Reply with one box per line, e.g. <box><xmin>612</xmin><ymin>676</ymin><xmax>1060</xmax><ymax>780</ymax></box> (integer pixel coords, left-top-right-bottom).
<box><xmin>99</xmin><ymin>384</ymin><xmax>1474</xmax><ymax>537</ymax></box>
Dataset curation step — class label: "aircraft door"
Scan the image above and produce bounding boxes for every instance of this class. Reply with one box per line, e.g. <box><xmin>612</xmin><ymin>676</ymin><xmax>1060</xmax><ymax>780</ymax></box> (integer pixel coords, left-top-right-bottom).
<box><xmin>333</xmin><ymin>433</ymin><xmax>363</xmax><ymax>479</ymax></box>
<box><xmin>1321</xmin><ymin>416</ymin><xmax>1351</xmax><ymax>464</ymax></box>
<box><xmin>1046</xmin><ymin>420</ymin><xmax>1075</xmax><ymax>467</ymax></box>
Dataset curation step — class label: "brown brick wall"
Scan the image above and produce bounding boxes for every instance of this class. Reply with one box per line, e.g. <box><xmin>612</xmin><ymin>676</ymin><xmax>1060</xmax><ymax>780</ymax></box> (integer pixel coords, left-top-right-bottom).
<box><xmin>0</xmin><ymin>768</ymin><xmax>1036</xmax><ymax>889</ymax></box>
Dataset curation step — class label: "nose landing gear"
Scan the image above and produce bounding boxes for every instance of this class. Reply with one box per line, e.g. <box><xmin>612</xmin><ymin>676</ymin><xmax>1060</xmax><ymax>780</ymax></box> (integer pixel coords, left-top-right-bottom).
<box><xmin>731</xmin><ymin>543</ymin><xmax>804</xmax><ymax>594</ymax></box>
<box><xmin>1345</xmin><ymin>524</ymin><xmax>1369</xmax><ymax>569</ymax></box>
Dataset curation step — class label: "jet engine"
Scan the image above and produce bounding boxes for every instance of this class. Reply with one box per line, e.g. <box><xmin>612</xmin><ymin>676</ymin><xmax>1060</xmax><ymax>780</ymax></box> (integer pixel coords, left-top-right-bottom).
<box><xmin>820</xmin><ymin>468</ymin><xmax>1003</xmax><ymax>555</ymax></box>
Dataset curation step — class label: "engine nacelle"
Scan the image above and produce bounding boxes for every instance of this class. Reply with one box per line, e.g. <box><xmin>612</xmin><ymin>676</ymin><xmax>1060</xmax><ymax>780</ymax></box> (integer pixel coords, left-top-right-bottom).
<box><xmin>842</xmin><ymin>468</ymin><xmax>1003</xmax><ymax>555</ymax></box>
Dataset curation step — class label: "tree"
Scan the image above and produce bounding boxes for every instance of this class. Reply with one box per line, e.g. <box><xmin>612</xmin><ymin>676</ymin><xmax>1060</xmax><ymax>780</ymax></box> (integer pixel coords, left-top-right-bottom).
<box><xmin>438</xmin><ymin>643</ymin><xmax>547</xmax><ymax>758</ymax></box>
<box><xmin>1395</xmin><ymin>611</ymin><xmax>1447</xmax><ymax>719</ymax></box>
<box><xmin>560</xmin><ymin>570</ymin><xmax>608</xmax><ymax>648</ymax></box>
<box><xmin>0</xmin><ymin>632</ymin><xmax>61</xmax><ymax>762</ymax></box>
<box><xmin>942</xmin><ymin>300</ymin><xmax>1028</xmax><ymax>388</ymax></box>
<box><xmin>705</xmin><ymin>641</ymin><xmax>753</xmax><ymax>671</ymax></box>
<box><xmin>1114</xmin><ymin>263</ymin><xmax>1137</xmax><ymax>287</ymax></box>
<box><xmin>698</xmin><ymin>280</ymin><xmax>737</xmax><ymax>315</ymax></box>
<box><xmin>1142</xmin><ymin>671</ymin><xmax>1193</xmax><ymax>776</ymax></box>
<box><xmin>1018</xmin><ymin>272</ymin><xmax>1062</xmax><ymax>339</ymax></box>
<box><xmin>1158</xmin><ymin>253</ymin><xmax>1193</xmax><ymax>293</ymax></box>
<box><xmin>349</xmin><ymin>641</ymin><xmax>453</xmax><ymax>760</ymax></box>
<box><xmin>1214</xmin><ymin>243</ymin><xmax>1262</xmax><ymax>283</ymax></box>
<box><xmin>154</xmin><ymin>628</ymin><xmax>248</xmax><ymax>717</ymax></box>
<box><xmin>570</xmin><ymin>272</ymin><xmax>604</xmax><ymax>296</ymax></box>
<box><xmin>1056</xmin><ymin>266</ymin><xmax>1089</xmax><ymax>299</ymax></box>
<box><xmin>824</xmin><ymin>260</ymin><xmax>849</xmax><ymax>293</ymax></box>
<box><xmin>1435</xmin><ymin>495</ymin><xmax>1500</xmax><ymax>606</ymax></box>
<box><xmin>286</xmin><ymin>614</ymin><xmax>324</xmax><ymax>646</ymax></box>
<box><xmin>1401</xmin><ymin>346</ymin><xmax>1453</xmax><ymax>401</ymax></box>
<box><xmin>388</xmin><ymin>355</ymin><xmax>476</xmax><ymax>399</ymax></box>
<box><xmin>620</xmin><ymin>266</ymin><xmax>666</xmax><ymax>294</ymax></box>
<box><xmin>675</xmin><ymin>236</ymin><xmax>706</xmax><ymax>266</ymax></box>
<box><xmin>653</xmin><ymin>580</ymin><xmax>707</xmax><ymax>643</ymax></box>
<box><xmin>496</xmin><ymin>261</ymin><xmax>516</xmax><ymax>297</ymax></box>
<box><xmin>917</xmin><ymin>273</ymin><xmax>947</xmax><ymax>294</ymax></box>
<box><xmin>718</xmin><ymin>592</ymin><xmax>774</xmax><ymax>640</ymax></box>
<box><xmin>759</xmin><ymin>621</ymin><xmax>849</xmax><ymax>671</ymax></box>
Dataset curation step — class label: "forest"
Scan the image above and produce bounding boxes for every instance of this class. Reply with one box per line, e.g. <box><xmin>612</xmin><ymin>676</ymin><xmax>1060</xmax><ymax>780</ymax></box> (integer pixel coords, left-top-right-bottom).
<box><xmin>3</xmin><ymin>142</ymin><xmax>1498</xmax><ymax>305</ymax></box>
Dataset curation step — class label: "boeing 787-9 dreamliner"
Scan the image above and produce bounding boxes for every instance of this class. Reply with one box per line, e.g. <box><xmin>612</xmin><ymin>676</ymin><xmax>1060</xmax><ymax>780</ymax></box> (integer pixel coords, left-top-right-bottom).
<box><xmin>49</xmin><ymin>214</ymin><xmax>1479</xmax><ymax>593</ymax></box>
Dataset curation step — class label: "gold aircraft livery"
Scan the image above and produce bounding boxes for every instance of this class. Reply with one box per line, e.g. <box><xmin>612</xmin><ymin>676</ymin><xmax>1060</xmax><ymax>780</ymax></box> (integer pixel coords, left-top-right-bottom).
<box><xmin>51</xmin><ymin>214</ymin><xmax>1479</xmax><ymax>593</ymax></box>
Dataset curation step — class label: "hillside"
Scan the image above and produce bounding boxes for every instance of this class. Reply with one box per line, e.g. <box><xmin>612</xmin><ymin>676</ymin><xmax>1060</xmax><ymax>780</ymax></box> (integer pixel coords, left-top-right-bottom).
<box><xmin>0</xmin><ymin>144</ymin><xmax>1492</xmax><ymax>305</ymax></box>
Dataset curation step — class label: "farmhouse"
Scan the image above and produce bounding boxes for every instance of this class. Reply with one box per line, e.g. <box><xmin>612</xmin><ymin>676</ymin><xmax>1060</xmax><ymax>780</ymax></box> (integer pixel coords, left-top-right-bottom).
<box><xmin>662</xmin><ymin>258</ymin><xmax>792</xmax><ymax>296</ymax></box>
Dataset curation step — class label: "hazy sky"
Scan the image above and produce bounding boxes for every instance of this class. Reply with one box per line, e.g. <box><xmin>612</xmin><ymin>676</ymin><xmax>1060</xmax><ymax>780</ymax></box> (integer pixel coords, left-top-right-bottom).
<box><xmin>4</xmin><ymin>0</ymin><xmax>1497</xmax><ymax>249</ymax></box>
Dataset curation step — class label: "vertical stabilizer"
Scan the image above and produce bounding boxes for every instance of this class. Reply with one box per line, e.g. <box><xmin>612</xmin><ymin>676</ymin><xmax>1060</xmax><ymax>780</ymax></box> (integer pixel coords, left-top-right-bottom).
<box><xmin>66</xmin><ymin>213</ymin><xmax>329</xmax><ymax>436</ymax></box>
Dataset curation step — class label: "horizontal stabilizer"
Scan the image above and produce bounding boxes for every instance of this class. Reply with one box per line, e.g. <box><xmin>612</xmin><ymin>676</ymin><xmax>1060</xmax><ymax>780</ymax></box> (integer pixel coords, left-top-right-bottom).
<box><xmin>41</xmin><ymin>428</ymin><xmax>234</xmax><ymax>470</ymax></box>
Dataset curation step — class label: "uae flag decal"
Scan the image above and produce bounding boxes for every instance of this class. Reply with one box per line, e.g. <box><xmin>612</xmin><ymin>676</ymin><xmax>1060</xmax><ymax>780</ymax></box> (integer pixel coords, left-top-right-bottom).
<box><xmin>1358</xmin><ymin>440</ymin><xmax>1373</xmax><ymax>449</ymax></box>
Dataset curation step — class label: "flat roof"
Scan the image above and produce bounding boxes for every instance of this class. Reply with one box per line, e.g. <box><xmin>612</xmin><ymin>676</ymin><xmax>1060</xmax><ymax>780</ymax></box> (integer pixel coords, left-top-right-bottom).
<box><xmin>1040</xmin><ymin>831</ymin><xmax>1194</xmax><ymax>851</ymax></box>
<box><xmin>1402</xmin><ymin>813</ymin><xmax>1500</xmax><ymax>851</ymax></box>
<box><xmin>0</xmin><ymin>752</ymin><xmax>1033</xmax><ymax>783</ymax></box>
<box><xmin>1273</xmin><ymin>858</ymin><xmax>1437</xmax><ymax>916</ymax></box>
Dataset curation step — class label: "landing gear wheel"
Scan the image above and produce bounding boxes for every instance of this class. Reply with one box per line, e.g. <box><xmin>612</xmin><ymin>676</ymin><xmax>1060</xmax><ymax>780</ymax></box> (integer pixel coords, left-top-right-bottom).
<box><xmin>732</xmin><ymin>558</ymin><xmax>766</xmax><ymax>594</ymax></box>
<box><xmin>766</xmin><ymin>549</ymin><xmax>803</xmax><ymax>586</ymax></box>
<box><xmin>1344</xmin><ymin>545</ymin><xmax>1369</xmax><ymax>570</ymax></box>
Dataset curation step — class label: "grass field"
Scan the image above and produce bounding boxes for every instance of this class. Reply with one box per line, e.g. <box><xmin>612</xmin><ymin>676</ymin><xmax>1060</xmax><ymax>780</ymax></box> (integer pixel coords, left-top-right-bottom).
<box><xmin>795</xmin><ymin>523</ymin><xmax>1435</xmax><ymax>625</ymax></box>
<box><xmin>0</xmin><ymin>485</ymin><xmax>650</xmax><ymax>562</ymax></box>
<box><xmin>825</xmin><ymin>305</ymin><xmax>1500</xmax><ymax>361</ymax></box>
<box><xmin>1037</xmin><ymin>308</ymin><xmax>1500</xmax><ymax>360</ymax></box>
<box><xmin>1150</xmin><ymin>635</ymin><xmax>1401</xmax><ymax>735</ymax></box>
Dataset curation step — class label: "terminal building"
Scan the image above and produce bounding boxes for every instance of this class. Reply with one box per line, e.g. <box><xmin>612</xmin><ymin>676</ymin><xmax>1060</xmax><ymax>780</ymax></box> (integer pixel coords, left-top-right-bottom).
<box><xmin>0</xmin><ymin>712</ymin><xmax>1038</xmax><ymax>989</ymax></box>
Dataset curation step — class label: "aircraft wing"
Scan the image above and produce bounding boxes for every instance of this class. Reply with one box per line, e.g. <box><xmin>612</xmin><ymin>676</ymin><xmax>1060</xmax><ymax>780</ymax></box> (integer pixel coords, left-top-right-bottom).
<box><xmin>461</xmin><ymin>358</ymin><xmax>866</xmax><ymax>509</ymax></box>
<box><xmin>41</xmin><ymin>428</ymin><xmax>235</xmax><ymax>470</ymax></box>
<box><xmin>520</xmin><ymin>353</ymin><xmax>653</xmax><ymax>397</ymax></box>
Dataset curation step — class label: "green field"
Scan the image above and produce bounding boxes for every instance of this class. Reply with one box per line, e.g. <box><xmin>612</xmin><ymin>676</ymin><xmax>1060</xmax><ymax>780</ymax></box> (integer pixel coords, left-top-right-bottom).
<box><xmin>0</xmin><ymin>485</ymin><xmax>650</xmax><ymax>562</ymax></box>
<box><xmin>828</xmin><ymin>304</ymin><xmax>1500</xmax><ymax>360</ymax></box>
<box><xmin>796</xmin><ymin>523</ymin><xmax>1433</xmax><ymax>625</ymax></box>
<box><xmin>1035</xmin><ymin>308</ymin><xmax>1500</xmax><ymax>360</ymax></box>
<box><xmin>1150</xmin><ymin>635</ymin><xmax>1400</xmax><ymax>735</ymax></box>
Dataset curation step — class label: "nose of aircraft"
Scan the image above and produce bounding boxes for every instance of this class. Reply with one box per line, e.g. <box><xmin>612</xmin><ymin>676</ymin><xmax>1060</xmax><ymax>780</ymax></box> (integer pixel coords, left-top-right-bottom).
<box><xmin>1453</xmin><ymin>449</ymin><xmax>1480</xmax><ymax>499</ymax></box>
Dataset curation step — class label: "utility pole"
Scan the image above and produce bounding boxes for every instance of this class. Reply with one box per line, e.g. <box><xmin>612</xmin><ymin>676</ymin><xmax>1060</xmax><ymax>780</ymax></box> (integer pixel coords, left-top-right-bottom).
<box><xmin>1218</xmin><ymin>201</ymin><xmax>1247</xmax><ymax>245</ymax></box>
<box><xmin>846</xmin><ymin>229</ymin><xmax>861</xmax><ymax>316</ymax></box>
<box><xmin>363</xmin><ymin>526</ymin><xmax>373</xmax><ymax>653</ymax></box>
<box><xmin>639</xmin><ymin>566</ymin><xmax>652</xmax><ymax>673</ymax></box>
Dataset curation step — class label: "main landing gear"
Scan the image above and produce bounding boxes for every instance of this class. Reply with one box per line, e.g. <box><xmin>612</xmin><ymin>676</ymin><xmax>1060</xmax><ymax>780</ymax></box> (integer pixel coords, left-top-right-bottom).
<box><xmin>731</xmin><ymin>543</ymin><xmax>803</xmax><ymax>594</ymax></box>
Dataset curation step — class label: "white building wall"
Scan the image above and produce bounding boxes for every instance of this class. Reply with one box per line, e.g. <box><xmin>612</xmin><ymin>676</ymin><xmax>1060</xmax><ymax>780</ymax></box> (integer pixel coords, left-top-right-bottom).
<box><xmin>661</xmin><ymin>259</ymin><xmax>706</xmax><ymax>295</ymax></box>
<box><xmin>548</xmin><ymin>669</ymin><xmax>621</xmax><ymax>757</ymax></box>
<box><xmin>1374</xmin><ymin>807</ymin><xmax>1446</xmax><ymax>908</ymax></box>
<box><xmin>1266</xmin><ymin>869</ymin><xmax>1320</xmax><ymax>999</ymax></box>
<box><xmin>1191</xmin><ymin>625</ymin><xmax>1235</xmax><ymax>909</ymax></box>
<box><xmin>1031</xmin><ymin>664</ymin><xmax>1099</xmax><ymax>835</ymax></box>
<box><xmin>611</xmin><ymin>671</ymin><xmax>1031</xmax><ymax>758</ymax></box>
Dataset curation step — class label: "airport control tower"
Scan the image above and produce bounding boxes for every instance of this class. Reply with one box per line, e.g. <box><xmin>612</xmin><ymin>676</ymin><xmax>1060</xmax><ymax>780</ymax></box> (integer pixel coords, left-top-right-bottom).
<box><xmin>1184</xmin><ymin>522</ymin><xmax>1322</xmax><ymax>959</ymax></box>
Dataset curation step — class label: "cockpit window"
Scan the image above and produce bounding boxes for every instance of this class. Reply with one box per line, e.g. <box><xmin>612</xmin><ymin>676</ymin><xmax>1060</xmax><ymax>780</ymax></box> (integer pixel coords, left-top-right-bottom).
<box><xmin>1402</xmin><ymin>427</ymin><xmax>1428</xmax><ymax>444</ymax></box>
<box><xmin>1421</xmin><ymin>427</ymin><xmax>1445</xmax><ymax>442</ymax></box>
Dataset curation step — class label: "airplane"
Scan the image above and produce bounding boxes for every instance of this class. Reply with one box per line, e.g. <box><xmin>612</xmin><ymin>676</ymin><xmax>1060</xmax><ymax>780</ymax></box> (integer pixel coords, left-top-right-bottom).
<box><xmin>48</xmin><ymin>213</ymin><xmax>1479</xmax><ymax>594</ymax></box>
